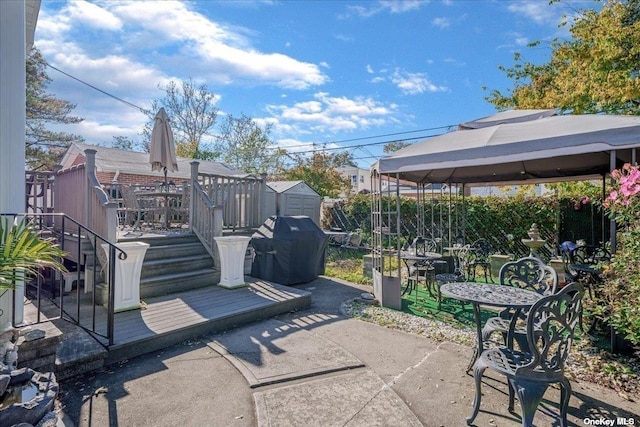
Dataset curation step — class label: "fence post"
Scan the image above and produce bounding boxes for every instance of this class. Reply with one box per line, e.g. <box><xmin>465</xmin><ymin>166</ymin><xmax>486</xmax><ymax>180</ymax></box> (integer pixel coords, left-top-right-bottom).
<box><xmin>259</xmin><ymin>173</ymin><xmax>267</xmax><ymax>226</ymax></box>
<box><xmin>84</xmin><ymin>149</ymin><xmax>97</xmax><ymax>227</ymax></box>
<box><xmin>190</xmin><ymin>161</ymin><xmax>199</xmax><ymax>232</ymax></box>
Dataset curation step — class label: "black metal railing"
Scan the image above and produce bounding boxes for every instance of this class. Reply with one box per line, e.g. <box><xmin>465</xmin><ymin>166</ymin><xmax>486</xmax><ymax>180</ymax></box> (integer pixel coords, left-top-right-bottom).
<box><xmin>1</xmin><ymin>212</ymin><xmax>125</xmax><ymax>347</ymax></box>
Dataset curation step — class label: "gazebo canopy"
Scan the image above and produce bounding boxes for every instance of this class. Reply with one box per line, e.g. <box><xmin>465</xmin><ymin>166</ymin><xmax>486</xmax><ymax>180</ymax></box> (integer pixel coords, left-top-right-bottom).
<box><xmin>373</xmin><ymin>111</ymin><xmax>640</xmax><ymax>185</ymax></box>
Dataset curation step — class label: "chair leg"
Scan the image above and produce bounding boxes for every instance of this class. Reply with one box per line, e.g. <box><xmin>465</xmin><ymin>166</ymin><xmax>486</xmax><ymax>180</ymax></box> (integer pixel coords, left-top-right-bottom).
<box><xmin>466</xmin><ymin>360</ymin><xmax>488</xmax><ymax>425</ymax></box>
<box><xmin>559</xmin><ymin>377</ymin><xmax>572</xmax><ymax>427</ymax></box>
<box><xmin>509</xmin><ymin>378</ymin><xmax>549</xmax><ymax>427</ymax></box>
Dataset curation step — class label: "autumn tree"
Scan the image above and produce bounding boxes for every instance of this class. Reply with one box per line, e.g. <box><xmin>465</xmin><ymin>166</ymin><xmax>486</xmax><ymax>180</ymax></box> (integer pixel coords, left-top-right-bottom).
<box><xmin>26</xmin><ymin>47</ymin><xmax>84</xmax><ymax>170</ymax></box>
<box><xmin>278</xmin><ymin>152</ymin><xmax>352</xmax><ymax>198</ymax></box>
<box><xmin>486</xmin><ymin>0</ymin><xmax>640</xmax><ymax>115</ymax></box>
<box><xmin>144</xmin><ymin>79</ymin><xmax>219</xmax><ymax>157</ymax></box>
<box><xmin>215</xmin><ymin>114</ymin><xmax>284</xmax><ymax>174</ymax></box>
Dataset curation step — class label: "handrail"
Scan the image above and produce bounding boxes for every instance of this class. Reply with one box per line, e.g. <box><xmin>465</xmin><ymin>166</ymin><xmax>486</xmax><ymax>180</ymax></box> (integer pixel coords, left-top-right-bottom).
<box><xmin>1</xmin><ymin>212</ymin><xmax>125</xmax><ymax>347</ymax></box>
<box><xmin>189</xmin><ymin>180</ymin><xmax>223</xmax><ymax>261</ymax></box>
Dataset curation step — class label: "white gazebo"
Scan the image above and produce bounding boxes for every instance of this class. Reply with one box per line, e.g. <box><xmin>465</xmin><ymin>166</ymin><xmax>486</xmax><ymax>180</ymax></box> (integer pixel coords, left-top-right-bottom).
<box><xmin>369</xmin><ymin>110</ymin><xmax>640</xmax><ymax>307</ymax></box>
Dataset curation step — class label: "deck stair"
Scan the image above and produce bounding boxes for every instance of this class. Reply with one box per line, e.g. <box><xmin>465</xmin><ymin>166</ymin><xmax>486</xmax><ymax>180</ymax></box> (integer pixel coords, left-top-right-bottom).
<box><xmin>128</xmin><ymin>233</ymin><xmax>220</xmax><ymax>299</ymax></box>
<box><xmin>91</xmin><ymin>233</ymin><xmax>220</xmax><ymax>303</ymax></box>
<box><xmin>21</xmin><ymin>231</ymin><xmax>312</xmax><ymax>380</ymax></box>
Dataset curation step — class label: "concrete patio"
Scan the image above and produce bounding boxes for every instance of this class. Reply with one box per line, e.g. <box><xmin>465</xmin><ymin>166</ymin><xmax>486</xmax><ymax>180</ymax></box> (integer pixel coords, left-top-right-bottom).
<box><xmin>56</xmin><ymin>276</ymin><xmax>638</xmax><ymax>427</ymax></box>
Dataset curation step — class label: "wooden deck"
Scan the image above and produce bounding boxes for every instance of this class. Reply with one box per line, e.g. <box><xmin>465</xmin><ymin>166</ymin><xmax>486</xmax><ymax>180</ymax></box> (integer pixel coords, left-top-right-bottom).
<box><xmin>24</xmin><ymin>278</ymin><xmax>312</xmax><ymax>367</ymax></box>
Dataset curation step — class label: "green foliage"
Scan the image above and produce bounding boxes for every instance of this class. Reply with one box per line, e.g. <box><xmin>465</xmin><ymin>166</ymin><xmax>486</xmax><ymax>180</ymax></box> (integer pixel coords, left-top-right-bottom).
<box><xmin>383</xmin><ymin>141</ymin><xmax>412</xmax><ymax>154</ymax></box>
<box><xmin>144</xmin><ymin>78</ymin><xmax>219</xmax><ymax>156</ymax></box>
<box><xmin>334</xmin><ymin>193</ymin><xmax>560</xmax><ymax>259</ymax></box>
<box><xmin>26</xmin><ymin>47</ymin><xmax>84</xmax><ymax>170</ymax></box>
<box><xmin>325</xmin><ymin>247</ymin><xmax>372</xmax><ymax>285</ymax></box>
<box><xmin>599</xmin><ymin>163</ymin><xmax>640</xmax><ymax>344</ymax></box>
<box><xmin>215</xmin><ymin>113</ymin><xmax>282</xmax><ymax>174</ymax></box>
<box><xmin>0</xmin><ymin>218</ymin><xmax>66</xmax><ymax>290</ymax></box>
<box><xmin>278</xmin><ymin>152</ymin><xmax>351</xmax><ymax>198</ymax></box>
<box><xmin>486</xmin><ymin>0</ymin><xmax>640</xmax><ymax>115</ymax></box>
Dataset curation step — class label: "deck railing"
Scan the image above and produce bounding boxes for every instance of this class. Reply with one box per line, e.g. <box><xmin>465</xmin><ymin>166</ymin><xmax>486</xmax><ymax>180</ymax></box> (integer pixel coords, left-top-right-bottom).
<box><xmin>189</xmin><ymin>162</ymin><xmax>223</xmax><ymax>259</ymax></box>
<box><xmin>1</xmin><ymin>212</ymin><xmax>123</xmax><ymax>347</ymax></box>
<box><xmin>37</xmin><ymin>149</ymin><xmax>118</xmax><ymax>243</ymax></box>
<box><xmin>194</xmin><ymin>163</ymin><xmax>266</xmax><ymax>232</ymax></box>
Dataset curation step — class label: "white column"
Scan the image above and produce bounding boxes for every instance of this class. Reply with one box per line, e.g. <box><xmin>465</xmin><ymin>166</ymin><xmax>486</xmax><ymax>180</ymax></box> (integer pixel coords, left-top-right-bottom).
<box><xmin>0</xmin><ymin>0</ymin><xmax>27</xmax><ymax>329</ymax></box>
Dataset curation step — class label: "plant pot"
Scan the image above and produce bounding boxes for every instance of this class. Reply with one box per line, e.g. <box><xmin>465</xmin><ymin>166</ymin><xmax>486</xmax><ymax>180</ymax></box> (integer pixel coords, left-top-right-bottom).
<box><xmin>372</xmin><ymin>269</ymin><xmax>401</xmax><ymax>310</ymax></box>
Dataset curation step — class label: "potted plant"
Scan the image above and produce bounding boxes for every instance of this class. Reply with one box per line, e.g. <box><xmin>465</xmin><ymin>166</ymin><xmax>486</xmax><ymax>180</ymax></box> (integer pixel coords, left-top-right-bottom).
<box><xmin>600</xmin><ymin>163</ymin><xmax>640</xmax><ymax>353</ymax></box>
<box><xmin>1</xmin><ymin>217</ymin><xmax>66</xmax><ymax>332</ymax></box>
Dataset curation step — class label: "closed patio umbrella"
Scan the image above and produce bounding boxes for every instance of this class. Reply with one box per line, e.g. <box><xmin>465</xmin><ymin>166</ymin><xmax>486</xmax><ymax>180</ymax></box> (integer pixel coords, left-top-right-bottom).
<box><xmin>149</xmin><ymin>107</ymin><xmax>178</xmax><ymax>187</ymax></box>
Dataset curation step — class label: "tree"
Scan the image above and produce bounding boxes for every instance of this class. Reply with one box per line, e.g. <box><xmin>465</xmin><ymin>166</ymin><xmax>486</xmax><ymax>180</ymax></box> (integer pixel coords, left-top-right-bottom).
<box><xmin>143</xmin><ymin>79</ymin><xmax>219</xmax><ymax>157</ymax></box>
<box><xmin>215</xmin><ymin>114</ymin><xmax>283</xmax><ymax>174</ymax></box>
<box><xmin>26</xmin><ymin>47</ymin><xmax>84</xmax><ymax>170</ymax></box>
<box><xmin>112</xmin><ymin>136</ymin><xmax>136</xmax><ymax>151</ymax></box>
<box><xmin>278</xmin><ymin>152</ymin><xmax>351</xmax><ymax>198</ymax></box>
<box><xmin>486</xmin><ymin>0</ymin><xmax>640</xmax><ymax>115</ymax></box>
<box><xmin>383</xmin><ymin>140</ymin><xmax>412</xmax><ymax>154</ymax></box>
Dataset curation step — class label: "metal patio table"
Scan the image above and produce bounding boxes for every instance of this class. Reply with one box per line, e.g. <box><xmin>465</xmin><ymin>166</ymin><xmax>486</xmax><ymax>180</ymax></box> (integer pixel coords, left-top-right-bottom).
<box><xmin>440</xmin><ymin>282</ymin><xmax>542</xmax><ymax>371</ymax></box>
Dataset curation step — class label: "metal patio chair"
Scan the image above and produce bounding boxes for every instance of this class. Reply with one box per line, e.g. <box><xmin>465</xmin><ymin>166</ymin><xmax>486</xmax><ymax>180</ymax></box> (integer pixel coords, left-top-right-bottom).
<box><xmin>467</xmin><ymin>282</ymin><xmax>584</xmax><ymax>427</ymax></box>
<box><xmin>467</xmin><ymin>238</ymin><xmax>493</xmax><ymax>282</ymax></box>
<box><xmin>482</xmin><ymin>257</ymin><xmax>557</xmax><ymax>350</ymax></box>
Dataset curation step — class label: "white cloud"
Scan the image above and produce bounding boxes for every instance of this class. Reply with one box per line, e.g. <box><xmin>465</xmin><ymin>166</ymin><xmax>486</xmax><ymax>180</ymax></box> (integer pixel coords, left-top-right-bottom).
<box><xmin>432</xmin><ymin>17</ymin><xmax>450</xmax><ymax>29</ymax></box>
<box><xmin>391</xmin><ymin>70</ymin><xmax>447</xmax><ymax>95</ymax></box>
<box><xmin>366</xmin><ymin>65</ymin><xmax>374</xmax><ymax>74</ymax></box>
<box><xmin>380</xmin><ymin>0</ymin><xmax>427</xmax><ymax>14</ymax></box>
<box><xmin>507</xmin><ymin>1</ymin><xmax>556</xmax><ymax>25</ymax></box>
<box><xmin>265</xmin><ymin>92</ymin><xmax>398</xmax><ymax>134</ymax></box>
<box><xmin>67</xmin><ymin>1</ymin><xmax>122</xmax><ymax>30</ymax></box>
<box><xmin>341</xmin><ymin>0</ymin><xmax>427</xmax><ymax>18</ymax></box>
<box><xmin>38</xmin><ymin>1</ymin><xmax>328</xmax><ymax>92</ymax></box>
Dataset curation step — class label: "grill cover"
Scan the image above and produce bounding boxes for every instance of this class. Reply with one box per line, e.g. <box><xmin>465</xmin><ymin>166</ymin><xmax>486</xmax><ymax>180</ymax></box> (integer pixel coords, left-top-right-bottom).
<box><xmin>251</xmin><ymin>216</ymin><xmax>328</xmax><ymax>285</ymax></box>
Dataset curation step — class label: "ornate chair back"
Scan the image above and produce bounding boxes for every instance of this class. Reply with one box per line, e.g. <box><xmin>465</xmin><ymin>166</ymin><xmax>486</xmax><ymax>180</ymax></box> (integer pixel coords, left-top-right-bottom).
<box><xmin>499</xmin><ymin>257</ymin><xmax>551</xmax><ymax>295</ymax></box>
<box><xmin>516</xmin><ymin>282</ymin><xmax>584</xmax><ymax>381</ymax></box>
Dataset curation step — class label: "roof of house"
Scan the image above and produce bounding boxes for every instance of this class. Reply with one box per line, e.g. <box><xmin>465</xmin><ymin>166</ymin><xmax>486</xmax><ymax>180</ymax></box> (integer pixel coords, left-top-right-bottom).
<box><xmin>61</xmin><ymin>143</ymin><xmax>245</xmax><ymax>179</ymax></box>
<box><xmin>267</xmin><ymin>181</ymin><xmax>320</xmax><ymax>196</ymax></box>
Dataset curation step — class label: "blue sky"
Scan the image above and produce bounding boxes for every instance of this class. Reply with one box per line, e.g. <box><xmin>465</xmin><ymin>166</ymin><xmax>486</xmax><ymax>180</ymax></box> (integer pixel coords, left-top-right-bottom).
<box><xmin>35</xmin><ymin>0</ymin><xmax>599</xmax><ymax>168</ymax></box>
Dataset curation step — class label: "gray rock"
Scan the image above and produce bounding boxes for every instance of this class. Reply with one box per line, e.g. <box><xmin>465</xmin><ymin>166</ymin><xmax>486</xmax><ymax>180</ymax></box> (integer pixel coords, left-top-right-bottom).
<box><xmin>0</xmin><ymin>371</ymin><xmax>58</xmax><ymax>427</ymax></box>
<box><xmin>0</xmin><ymin>373</ymin><xmax>9</xmax><ymax>395</ymax></box>
<box><xmin>36</xmin><ymin>411</ymin><xmax>59</xmax><ymax>427</ymax></box>
<box><xmin>21</xmin><ymin>329</ymin><xmax>46</xmax><ymax>342</ymax></box>
<box><xmin>8</xmin><ymin>367</ymin><xmax>35</xmax><ymax>386</ymax></box>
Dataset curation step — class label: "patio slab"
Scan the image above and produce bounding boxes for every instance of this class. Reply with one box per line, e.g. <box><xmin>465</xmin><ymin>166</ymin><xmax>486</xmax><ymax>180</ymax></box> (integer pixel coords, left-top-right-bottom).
<box><xmin>205</xmin><ymin>318</ymin><xmax>364</xmax><ymax>388</ymax></box>
<box><xmin>254</xmin><ymin>369</ymin><xmax>422</xmax><ymax>427</ymax></box>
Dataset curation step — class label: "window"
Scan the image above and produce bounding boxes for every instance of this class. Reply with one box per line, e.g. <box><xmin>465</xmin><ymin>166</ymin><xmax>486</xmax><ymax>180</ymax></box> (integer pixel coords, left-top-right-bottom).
<box><xmin>359</xmin><ymin>175</ymin><xmax>364</xmax><ymax>183</ymax></box>
<box><xmin>351</xmin><ymin>175</ymin><xmax>357</xmax><ymax>184</ymax></box>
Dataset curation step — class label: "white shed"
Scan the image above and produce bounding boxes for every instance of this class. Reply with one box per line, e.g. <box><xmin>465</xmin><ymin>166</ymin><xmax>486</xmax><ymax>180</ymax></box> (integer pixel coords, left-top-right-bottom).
<box><xmin>266</xmin><ymin>181</ymin><xmax>321</xmax><ymax>225</ymax></box>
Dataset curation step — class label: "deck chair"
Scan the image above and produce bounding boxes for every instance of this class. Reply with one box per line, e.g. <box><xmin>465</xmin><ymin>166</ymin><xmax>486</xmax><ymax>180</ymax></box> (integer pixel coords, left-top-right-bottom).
<box><xmin>406</xmin><ymin>237</ymin><xmax>435</xmax><ymax>298</ymax></box>
<box><xmin>467</xmin><ymin>282</ymin><xmax>584</xmax><ymax>427</ymax></box>
<box><xmin>434</xmin><ymin>244</ymin><xmax>470</xmax><ymax>309</ymax></box>
<box><xmin>118</xmin><ymin>184</ymin><xmax>159</xmax><ymax>230</ymax></box>
<box><xmin>482</xmin><ymin>257</ymin><xmax>556</xmax><ymax>350</ymax></box>
<box><xmin>467</xmin><ymin>238</ymin><xmax>493</xmax><ymax>282</ymax></box>
<box><xmin>169</xmin><ymin>185</ymin><xmax>190</xmax><ymax>227</ymax></box>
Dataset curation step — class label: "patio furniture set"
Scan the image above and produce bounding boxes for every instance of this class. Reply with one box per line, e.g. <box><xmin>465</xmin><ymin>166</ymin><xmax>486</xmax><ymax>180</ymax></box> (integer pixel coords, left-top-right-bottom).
<box><xmin>441</xmin><ymin>257</ymin><xmax>583</xmax><ymax>427</ymax></box>
<box><xmin>118</xmin><ymin>183</ymin><xmax>190</xmax><ymax>231</ymax></box>
<box><xmin>401</xmin><ymin>246</ymin><xmax>588</xmax><ymax>427</ymax></box>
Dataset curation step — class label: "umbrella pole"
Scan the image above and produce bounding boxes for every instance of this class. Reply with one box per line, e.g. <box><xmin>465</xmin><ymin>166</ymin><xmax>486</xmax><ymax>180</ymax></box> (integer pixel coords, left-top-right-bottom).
<box><xmin>163</xmin><ymin>167</ymin><xmax>168</xmax><ymax>191</ymax></box>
